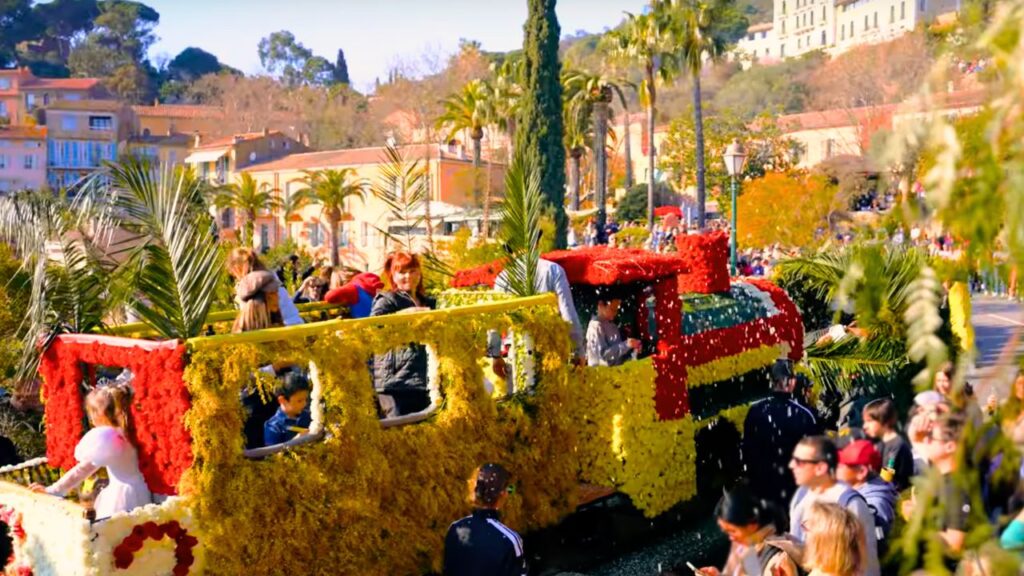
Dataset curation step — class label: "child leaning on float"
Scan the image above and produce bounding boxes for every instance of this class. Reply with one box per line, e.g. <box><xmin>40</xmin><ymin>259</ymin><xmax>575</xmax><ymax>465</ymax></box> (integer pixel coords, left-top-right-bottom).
<box><xmin>30</xmin><ymin>375</ymin><xmax>152</xmax><ymax>519</ymax></box>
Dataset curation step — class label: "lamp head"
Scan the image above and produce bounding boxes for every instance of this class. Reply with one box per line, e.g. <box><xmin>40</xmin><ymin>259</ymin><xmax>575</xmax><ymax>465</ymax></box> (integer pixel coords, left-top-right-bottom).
<box><xmin>724</xmin><ymin>139</ymin><xmax>747</xmax><ymax>177</ymax></box>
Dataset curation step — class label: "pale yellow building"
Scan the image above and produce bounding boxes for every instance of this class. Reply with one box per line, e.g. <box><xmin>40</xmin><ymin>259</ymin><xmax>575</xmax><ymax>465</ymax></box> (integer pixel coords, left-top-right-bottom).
<box><xmin>242</xmin><ymin>143</ymin><xmax>503</xmax><ymax>271</ymax></box>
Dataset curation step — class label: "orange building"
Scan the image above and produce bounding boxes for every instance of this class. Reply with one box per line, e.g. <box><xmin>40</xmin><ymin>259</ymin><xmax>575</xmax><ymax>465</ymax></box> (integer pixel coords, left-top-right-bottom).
<box><xmin>0</xmin><ymin>125</ymin><xmax>47</xmax><ymax>192</ymax></box>
<box><xmin>242</xmin><ymin>143</ymin><xmax>503</xmax><ymax>270</ymax></box>
<box><xmin>0</xmin><ymin>67</ymin><xmax>103</xmax><ymax>125</ymax></box>
<box><xmin>43</xmin><ymin>99</ymin><xmax>131</xmax><ymax>190</ymax></box>
<box><xmin>131</xmin><ymin>103</ymin><xmax>225</xmax><ymax>138</ymax></box>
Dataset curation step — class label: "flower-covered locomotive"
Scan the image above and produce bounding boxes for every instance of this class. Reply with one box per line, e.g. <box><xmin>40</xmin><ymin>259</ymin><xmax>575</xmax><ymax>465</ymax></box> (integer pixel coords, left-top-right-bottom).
<box><xmin>0</xmin><ymin>232</ymin><xmax>803</xmax><ymax>576</ymax></box>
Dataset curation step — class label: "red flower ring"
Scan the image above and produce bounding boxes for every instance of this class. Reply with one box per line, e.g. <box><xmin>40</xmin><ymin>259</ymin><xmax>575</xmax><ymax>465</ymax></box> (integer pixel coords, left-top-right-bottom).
<box><xmin>112</xmin><ymin>520</ymin><xmax>197</xmax><ymax>575</ymax></box>
<box><xmin>0</xmin><ymin>505</ymin><xmax>32</xmax><ymax>576</ymax></box>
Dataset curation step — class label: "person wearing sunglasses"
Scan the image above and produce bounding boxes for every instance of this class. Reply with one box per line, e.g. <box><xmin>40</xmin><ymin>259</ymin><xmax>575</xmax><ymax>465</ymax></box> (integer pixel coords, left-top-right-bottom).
<box><xmin>444</xmin><ymin>463</ymin><xmax>526</xmax><ymax>576</ymax></box>
<box><xmin>788</xmin><ymin>436</ymin><xmax>880</xmax><ymax>576</ymax></box>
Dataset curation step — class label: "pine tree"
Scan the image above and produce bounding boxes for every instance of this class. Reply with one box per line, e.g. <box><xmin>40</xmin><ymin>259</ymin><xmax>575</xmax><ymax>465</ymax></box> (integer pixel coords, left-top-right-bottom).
<box><xmin>333</xmin><ymin>48</ymin><xmax>350</xmax><ymax>85</ymax></box>
<box><xmin>517</xmin><ymin>0</ymin><xmax>567</xmax><ymax>248</ymax></box>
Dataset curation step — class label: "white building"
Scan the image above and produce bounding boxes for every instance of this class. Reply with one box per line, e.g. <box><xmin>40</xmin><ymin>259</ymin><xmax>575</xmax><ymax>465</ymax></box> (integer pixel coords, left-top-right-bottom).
<box><xmin>733</xmin><ymin>0</ymin><xmax>960</xmax><ymax>66</ymax></box>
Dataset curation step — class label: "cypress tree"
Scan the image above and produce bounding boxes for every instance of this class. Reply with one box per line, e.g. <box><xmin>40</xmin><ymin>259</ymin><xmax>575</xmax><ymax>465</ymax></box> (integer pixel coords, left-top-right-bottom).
<box><xmin>517</xmin><ymin>0</ymin><xmax>567</xmax><ymax>248</ymax></box>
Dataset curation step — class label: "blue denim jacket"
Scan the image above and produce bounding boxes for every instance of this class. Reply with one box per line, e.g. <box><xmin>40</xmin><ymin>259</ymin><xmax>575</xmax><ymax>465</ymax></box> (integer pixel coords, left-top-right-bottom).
<box><xmin>263</xmin><ymin>407</ymin><xmax>312</xmax><ymax>446</ymax></box>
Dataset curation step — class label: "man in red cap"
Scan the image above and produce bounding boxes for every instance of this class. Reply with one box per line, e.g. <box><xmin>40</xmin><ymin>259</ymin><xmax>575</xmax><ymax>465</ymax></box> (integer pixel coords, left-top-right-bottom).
<box><xmin>837</xmin><ymin>439</ymin><xmax>899</xmax><ymax>548</ymax></box>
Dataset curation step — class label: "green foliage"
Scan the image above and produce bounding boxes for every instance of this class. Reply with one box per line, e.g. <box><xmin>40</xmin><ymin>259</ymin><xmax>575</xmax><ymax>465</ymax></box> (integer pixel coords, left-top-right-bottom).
<box><xmin>614</xmin><ymin>226</ymin><xmax>650</xmax><ymax>248</ymax></box>
<box><xmin>297</xmin><ymin>167</ymin><xmax>366</xmax><ymax>267</ymax></box>
<box><xmin>214</xmin><ymin>172</ymin><xmax>281</xmax><ymax>248</ymax></box>
<box><xmin>67</xmin><ymin>0</ymin><xmax>159</xmax><ymax>102</ymax></box>
<box><xmin>166</xmin><ymin>46</ymin><xmax>226</xmax><ymax>83</ymax></box>
<box><xmin>711</xmin><ymin>53</ymin><xmax>826</xmax><ymax>119</ymax></box>
<box><xmin>499</xmin><ymin>149</ymin><xmax>544</xmax><ymax>297</ymax></box>
<box><xmin>517</xmin><ymin>0</ymin><xmax>567</xmax><ymax>248</ymax></box>
<box><xmin>441</xmin><ymin>227</ymin><xmax>505</xmax><ymax>273</ymax></box>
<box><xmin>257</xmin><ymin>29</ymin><xmax>345</xmax><ymax>88</ymax></box>
<box><xmin>616</xmin><ymin>183</ymin><xmax>676</xmax><ymax>223</ymax></box>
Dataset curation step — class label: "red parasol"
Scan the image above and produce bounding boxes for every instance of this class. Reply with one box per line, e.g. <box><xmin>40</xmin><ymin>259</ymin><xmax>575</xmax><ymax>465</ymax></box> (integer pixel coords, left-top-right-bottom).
<box><xmin>654</xmin><ymin>206</ymin><xmax>682</xmax><ymax>218</ymax></box>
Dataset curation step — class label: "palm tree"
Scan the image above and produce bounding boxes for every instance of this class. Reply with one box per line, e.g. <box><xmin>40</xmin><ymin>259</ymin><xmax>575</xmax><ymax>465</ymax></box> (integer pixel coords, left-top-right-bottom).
<box><xmin>488</xmin><ymin>60</ymin><xmax>524</xmax><ymax>147</ymax></box>
<box><xmin>673</xmin><ymin>0</ymin><xmax>732</xmax><ymax>229</ymax></box>
<box><xmin>279</xmin><ymin>187</ymin><xmax>310</xmax><ymax>242</ymax></box>
<box><xmin>563</xmin><ymin>69</ymin><xmax>630</xmax><ymax>241</ymax></box>
<box><xmin>214</xmin><ymin>172</ymin><xmax>281</xmax><ymax>247</ymax></box>
<box><xmin>436</xmin><ymin>79</ymin><xmax>492</xmax><ymax>170</ymax></box>
<box><xmin>605</xmin><ymin>2</ymin><xmax>678</xmax><ymax>232</ymax></box>
<box><xmin>296</xmin><ymin>168</ymin><xmax>366</xmax><ymax>266</ymax></box>
<box><xmin>562</xmin><ymin>70</ymin><xmax>593</xmax><ymax>212</ymax></box>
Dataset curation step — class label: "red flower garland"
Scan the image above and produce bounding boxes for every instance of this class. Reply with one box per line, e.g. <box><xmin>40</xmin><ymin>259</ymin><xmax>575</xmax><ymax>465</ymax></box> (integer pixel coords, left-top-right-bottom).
<box><xmin>112</xmin><ymin>520</ymin><xmax>198</xmax><ymax>575</ymax></box>
<box><xmin>0</xmin><ymin>504</ymin><xmax>32</xmax><ymax>576</ymax></box>
<box><xmin>37</xmin><ymin>336</ymin><xmax>193</xmax><ymax>494</ymax></box>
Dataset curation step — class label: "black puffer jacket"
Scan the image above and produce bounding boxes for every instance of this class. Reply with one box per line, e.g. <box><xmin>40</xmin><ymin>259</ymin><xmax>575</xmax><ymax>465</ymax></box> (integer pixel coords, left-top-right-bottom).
<box><xmin>370</xmin><ymin>290</ymin><xmax>436</xmax><ymax>393</ymax></box>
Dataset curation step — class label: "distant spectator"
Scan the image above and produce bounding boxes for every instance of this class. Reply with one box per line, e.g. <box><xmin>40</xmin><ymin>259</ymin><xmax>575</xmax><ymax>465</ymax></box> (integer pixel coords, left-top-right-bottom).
<box><xmin>228</xmin><ymin>247</ymin><xmax>283</xmax><ymax>333</ymax></box>
<box><xmin>325</xmin><ymin>269</ymin><xmax>384</xmax><ymax>319</ymax></box>
<box><xmin>294</xmin><ymin>266</ymin><xmax>333</xmax><ymax>303</ymax></box>
<box><xmin>444</xmin><ymin>464</ymin><xmax>526</xmax><ymax>576</ymax></box>
<box><xmin>0</xmin><ymin>434</ymin><xmax>19</xmax><ymax>467</ymax></box>
<box><xmin>862</xmin><ymin>398</ymin><xmax>915</xmax><ymax>491</ymax></box>
<box><xmin>742</xmin><ymin>360</ymin><xmax>820</xmax><ymax>510</ymax></box>
<box><xmin>698</xmin><ymin>483</ymin><xmax>801</xmax><ymax>576</ymax></box>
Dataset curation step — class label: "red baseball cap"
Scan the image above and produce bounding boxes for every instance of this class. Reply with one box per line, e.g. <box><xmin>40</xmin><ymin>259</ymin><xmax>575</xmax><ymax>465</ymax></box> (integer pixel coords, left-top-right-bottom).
<box><xmin>838</xmin><ymin>439</ymin><xmax>882</xmax><ymax>471</ymax></box>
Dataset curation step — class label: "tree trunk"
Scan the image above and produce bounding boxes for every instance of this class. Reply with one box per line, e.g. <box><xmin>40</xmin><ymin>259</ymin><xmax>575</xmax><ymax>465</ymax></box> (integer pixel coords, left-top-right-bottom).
<box><xmin>507</xmin><ymin>118</ymin><xmax>517</xmax><ymax>150</ymax></box>
<box><xmin>622</xmin><ymin>104</ymin><xmax>633</xmax><ymax>189</ymax></box>
<box><xmin>328</xmin><ymin>212</ymin><xmax>340</xmax><ymax>266</ymax></box>
<box><xmin>423</xmin><ymin>145</ymin><xmax>434</xmax><ymax>250</ymax></box>
<box><xmin>472</xmin><ymin>128</ymin><xmax>483</xmax><ymax>207</ymax></box>
<box><xmin>482</xmin><ymin>138</ymin><xmax>493</xmax><ymax>239</ymax></box>
<box><xmin>694</xmin><ymin>73</ymin><xmax>707</xmax><ymax>229</ymax></box>
<box><xmin>569</xmin><ymin>149</ymin><xmax>581</xmax><ymax>211</ymax></box>
<box><xmin>246</xmin><ymin>210</ymin><xmax>256</xmax><ymax>249</ymax></box>
<box><xmin>646</xmin><ymin>67</ymin><xmax>657</xmax><ymax>233</ymax></box>
<box><xmin>594</xmin><ymin>98</ymin><xmax>609</xmax><ymax>244</ymax></box>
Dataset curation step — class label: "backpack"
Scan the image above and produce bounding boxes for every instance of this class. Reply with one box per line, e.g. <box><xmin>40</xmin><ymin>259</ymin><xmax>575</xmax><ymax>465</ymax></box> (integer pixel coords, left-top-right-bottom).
<box><xmin>758</xmin><ymin>544</ymin><xmax>809</xmax><ymax>576</ymax></box>
<box><xmin>792</xmin><ymin>485</ymin><xmax>867</xmax><ymax>541</ymax></box>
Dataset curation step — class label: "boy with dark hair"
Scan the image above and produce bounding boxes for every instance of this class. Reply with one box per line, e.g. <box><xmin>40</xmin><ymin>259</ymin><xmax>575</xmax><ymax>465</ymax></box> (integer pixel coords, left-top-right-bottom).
<box><xmin>585</xmin><ymin>298</ymin><xmax>640</xmax><ymax>367</ymax></box>
<box><xmin>444</xmin><ymin>464</ymin><xmax>527</xmax><ymax>576</ymax></box>
<box><xmin>862</xmin><ymin>397</ymin><xmax>914</xmax><ymax>491</ymax></box>
<box><xmin>263</xmin><ymin>371</ymin><xmax>312</xmax><ymax>446</ymax></box>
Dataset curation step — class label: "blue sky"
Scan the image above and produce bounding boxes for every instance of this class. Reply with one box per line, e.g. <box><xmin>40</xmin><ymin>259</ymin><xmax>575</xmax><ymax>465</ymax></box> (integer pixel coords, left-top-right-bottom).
<box><xmin>146</xmin><ymin>0</ymin><xmax>648</xmax><ymax>92</ymax></box>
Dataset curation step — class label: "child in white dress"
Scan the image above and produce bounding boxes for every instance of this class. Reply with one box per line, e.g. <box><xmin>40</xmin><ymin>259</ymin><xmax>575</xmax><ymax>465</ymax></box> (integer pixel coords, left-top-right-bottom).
<box><xmin>32</xmin><ymin>382</ymin><xmax>152</xmax><ymax>518</ymax></box>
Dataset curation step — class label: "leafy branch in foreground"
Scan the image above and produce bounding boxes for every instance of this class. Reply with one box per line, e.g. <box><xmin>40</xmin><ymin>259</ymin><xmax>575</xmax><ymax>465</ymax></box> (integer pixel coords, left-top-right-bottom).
<box><xmin>499</xmin><ymin>148</ymin><xmax>543</xmax><ymax>298</ymax></box>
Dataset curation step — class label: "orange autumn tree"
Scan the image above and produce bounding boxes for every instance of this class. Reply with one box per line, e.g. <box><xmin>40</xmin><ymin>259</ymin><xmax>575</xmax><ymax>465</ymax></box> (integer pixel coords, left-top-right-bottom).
<box><xmin>735</xmin><ymin>172</ymin><xmax>847</xmax><ymax>249</ymax></box>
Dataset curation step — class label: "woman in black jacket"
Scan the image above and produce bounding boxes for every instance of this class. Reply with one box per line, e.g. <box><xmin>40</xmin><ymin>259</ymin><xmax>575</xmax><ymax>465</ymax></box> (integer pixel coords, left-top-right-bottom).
<box><xmin>371</xmin><ymin>251</ymin><xmax>436</xmax><ymax>417</ymax></box>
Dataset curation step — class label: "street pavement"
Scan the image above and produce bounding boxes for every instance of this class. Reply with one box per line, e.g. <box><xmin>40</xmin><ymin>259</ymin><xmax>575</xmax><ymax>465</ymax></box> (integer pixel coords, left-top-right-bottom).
<box><xmin>969</xmin><ymin>295</ymin><xmax>1024</xmax><ymax>401</ymax></box>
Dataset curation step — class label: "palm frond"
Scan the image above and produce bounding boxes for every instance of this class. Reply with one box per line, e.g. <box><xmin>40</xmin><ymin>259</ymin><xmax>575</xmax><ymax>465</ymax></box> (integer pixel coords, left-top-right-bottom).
<box><xmin>804</xmin><ymin>335</ymin><xmax>909</xmax><ymax>393</ymax></box>
<box><xmin>499</xmin><ymin>148</ymin><xmax>543</xmax><ymax>297</ymax></box>
<box><xmin>79</xmin><ymin>159</ymin><xmax>225</xmax><ymax>339</ymax></box>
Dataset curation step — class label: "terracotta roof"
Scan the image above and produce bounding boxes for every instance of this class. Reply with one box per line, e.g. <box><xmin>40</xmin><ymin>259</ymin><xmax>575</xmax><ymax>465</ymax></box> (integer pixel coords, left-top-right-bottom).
<box><xmin>132</xmin><ymin>104</ymin><xmax>224</xmax><ymax>119</ymax></box>
<box><xmin>747</xmin><ymin>22</ymin><xmax>773</xmax><ymax>33</ymax></box>
<box><xmin>128</xmin><ymin>132</ymin><xmax>192</xmax><ymax>146</ymax></box>
<box><xmin>777</xmin><ymin>89</ymin><xmax>988</xmax><ymax>132</ymax></box>
<box><xmin>244</xmin><ymin>144</ymin><xmax>464</xmax><ymax>173</ymax></box>
<box><xmin>44</xmin><ymin>99</ymin><xmax>124</xmax><ymax>112</ymax></box>
<box><xmin>24</xmin><ymin>77</ymin><xmax>99</xmax><ymax>91</ymax></box>
<box><xmin>0</xmin><ymin>125</ymin><xmax>47</xmax><ymax>140</ymax></box>
<box><xmin>194</xmin><ymin>130</ymin><xmax>283</xmax><ymax>150</ymax></box>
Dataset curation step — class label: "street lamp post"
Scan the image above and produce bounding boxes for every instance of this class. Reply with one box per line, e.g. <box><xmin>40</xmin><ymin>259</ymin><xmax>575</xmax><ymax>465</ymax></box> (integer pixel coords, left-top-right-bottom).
<box><xmin>723</xmin><ymin>139</ymin><xmax>747</xmax><ymax>277</ymax></box>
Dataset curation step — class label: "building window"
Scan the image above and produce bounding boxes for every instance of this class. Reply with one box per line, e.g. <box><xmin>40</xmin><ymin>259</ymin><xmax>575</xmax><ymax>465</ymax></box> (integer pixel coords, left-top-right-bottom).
<box><xmin>901</xmin><ymin>1</ymin><xmax>906</xmax><ymax>17</ymax></box>
<box><xmin>781</xmin><ymin>44</ymin><xmax>786</xmax><ymax>57</ymax></box>
<box><xmin>810</xmin><ymin>10</ymin><xmax>814</xmax><ymax>24</ymax></box>
<box><xmin>841</xmin><ymin>24</ymin><xmax>846</xmax><ymax>39</ymax></box>
<box><xmin>798</xmin><ymin>37</ymin><xmax>802</xmax><ymax>48</ymax></box>
<box><xmin>284</xmin><ymin>140</ymin><xmax>291</xmax><ymax>150</ymax></box>
<box><xmin>762</xmin><ymin>31</ymin><xmax>767</xmax><ymax>39</ymax></box>
<box><xmin>26</xmin><ymin>94</ymin><xmax>36</xmax><ymax>110</ymax></box>
<box><xmin>60</xmin><ymin>116</ymin><xmax>77</xmax><ymax>131</ymax></box>
<box><xmin>0</xmin><ymin>101</ymin><xmax>6</xmax><ymax>118</ymax></box>
<box><xmin>89</xmin><ymin>116</ymin><xmax>113</xmax><ymax>131</ymax></box>
<box><xmin>891</xmin><ymin>5</ymin><xmax>896</xmax><ymax>22</ymax></box>
<box><xmin>221</xmin><ymin>208</ymin><xmax>235</xmax><ymax>229</ymax></box>
<box><xmin>864</xmin><ymin>15</ymin><xmax>869</xmax><ymax>29</ymax></box>
<box><xmin>919</xmin><ymin>0</ymin><xmax>925</xmax><ymax>10</ymax></box>
<box><xmin>765</xmin><ymin>47</ymin><xmax>770</xmax><ymax>55</ymax></box>
<box><xmin>782</xmin><ymin>20</ymin><xmax>786</xmax><ymax>33</ymax></box>
<box><xmin>822</xmin><ymin>5</ymin><xmax>826</xmax><ymax>19</ymax></box>
<box><xmin>821</xmin><ymin>30</ymin><xmax>827</xmax><ymax>45</ymax></box>
<box><xmin>782</xmin><ymin>0</ymin><xmax>786</xmax><ymax>13</ymax></box>
<box><xmin>873</xmin><ymin>12</ymin><xmax>878</xmax><ymax>27</ymax></box>
<box><xmin>23</xmin><ymin>154</ymin><xmax>34</xmax><ymax>169</ymax></box>
<box><xmin>260</xmin><ymin>224</ymin><xmax>270</xmax><ymax>249</ymax></box>
<box><xmin>308</xmin><ymin>222</ymin><xmax>322</xmax><ymax>247</ymax></box>
<box><xmin>65</xmin><ymin>93</ymin><xmax>80</xmax><ymax>101</ymax></box>
<box><xmin>0</xmin><ymin>155</ymin><xmax>6</xmax><ymax>169</ymax></box>
<box><xmin>0</xmin><ymin>78</ymin><xmax>10</xmax><ymax>90</ymax></box>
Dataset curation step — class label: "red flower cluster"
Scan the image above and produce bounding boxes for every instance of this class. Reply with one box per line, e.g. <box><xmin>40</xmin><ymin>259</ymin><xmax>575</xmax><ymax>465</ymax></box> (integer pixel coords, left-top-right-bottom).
<box><xmin>651</xmin><ymin>276</ymin><xmax>690</xmax><ymax>420</ymax></box>
<box><xmin>450</xmin><ymin>261</ymin><xmax>504</xmax><ymax>288</ymax></box>
<box><xmin>0</xmin><ymin>504</ymin><xmax>31</xmax><ymax>576</ymax></box>
<box><xmin>545</xmin><ymin>247</ymin><xmax>688</xmax><ymax>286</ymax></box>
<box><xmin>112</xmin><ymin>520</ymin><xmax>198</xmax><ymax>575</ymax></box>
<box><xmin>38</xmin><ymin>335</ymin><xmax>193</xmax><ymax>494</ymax></box>
<box><xmin>676</xmin><ymin>231</ymin><xmax>731</xmax><ymax>294</ymax></box>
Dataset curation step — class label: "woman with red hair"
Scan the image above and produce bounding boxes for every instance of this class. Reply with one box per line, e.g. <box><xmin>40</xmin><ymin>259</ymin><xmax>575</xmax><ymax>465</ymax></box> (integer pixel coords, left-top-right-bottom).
<box><xmin>370</xmin><ymin>251</ymin><xmax>436</xmax><ymax>417</ymax></box>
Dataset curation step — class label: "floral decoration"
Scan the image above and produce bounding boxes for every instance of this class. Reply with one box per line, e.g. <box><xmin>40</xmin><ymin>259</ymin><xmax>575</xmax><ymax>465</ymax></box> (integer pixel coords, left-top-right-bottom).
<box><xmin>676</xmin><ymin>231</ymin><xmax>731</xmax><ymax>293</ymax></box>
<box><xmin>0</xmin><ymin>503</ymin><xmax>31</xmax><ymax>576</ymax></box>
<box><xmin>0</xmin><ymin>484</ymin><xmax>92</xmax><ymax>576</ymax></box>
<box><xmin>110</xmin><ymin>521</ymin><xmax>197</xmax><ymax>574</ymax></box>
<box><xmin>38</xmin><ymin>336</ymin><xmax>192</xmax><ymax>494</ymax></box>
<box><xmin>90</xmin><ymin>498</ymin><xmax>203</xmax><ymax>576</ymax></box>
<box><xmin>687</xmin><ymin>345</ymin><xmax>786</xmax><ymax>388</ymax></box>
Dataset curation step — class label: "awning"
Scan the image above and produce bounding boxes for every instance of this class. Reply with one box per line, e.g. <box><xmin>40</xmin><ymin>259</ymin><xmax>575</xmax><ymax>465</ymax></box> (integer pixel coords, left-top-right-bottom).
<box><xmin>184</xmin><ymin>149</ymin><xmax>228</xmax><ymax>163</ymax></box>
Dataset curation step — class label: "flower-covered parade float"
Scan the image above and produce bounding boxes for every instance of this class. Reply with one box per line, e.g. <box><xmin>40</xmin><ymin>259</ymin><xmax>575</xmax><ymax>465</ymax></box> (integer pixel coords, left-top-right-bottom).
<box><xmin>0</xmin><ymin>232</ymin><xmax>802</xmax><ymax>576</ymax></box>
